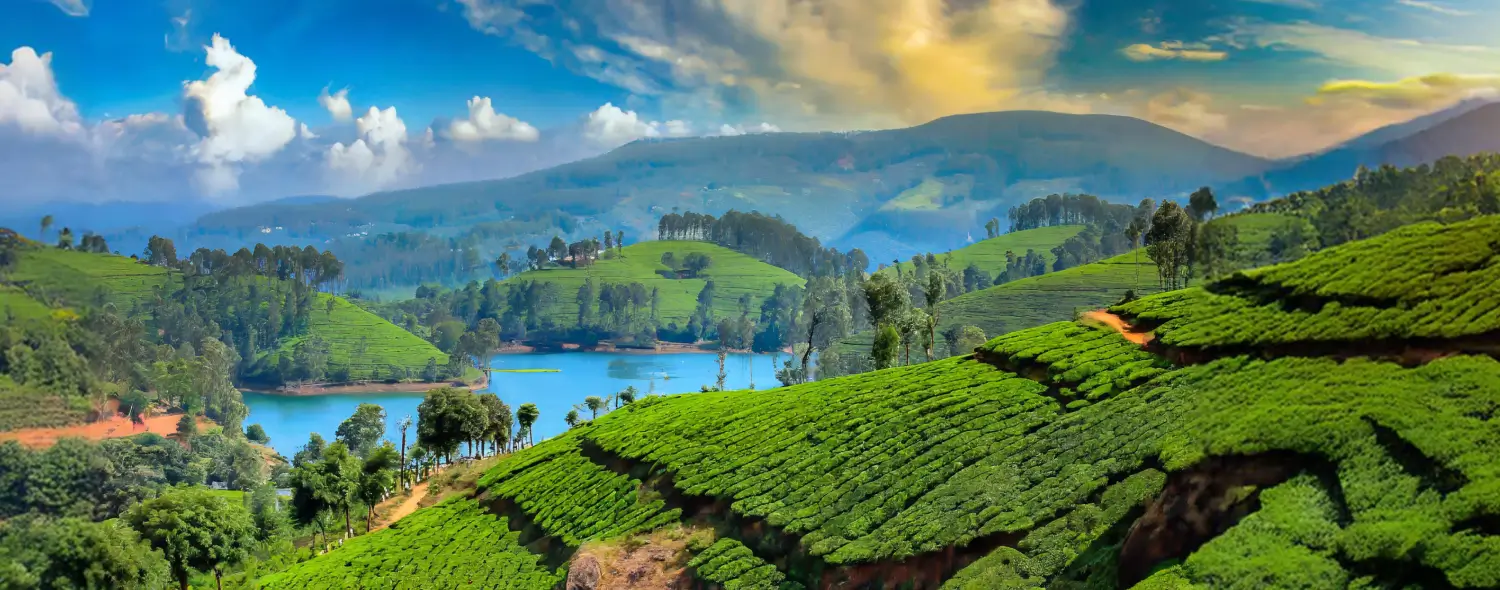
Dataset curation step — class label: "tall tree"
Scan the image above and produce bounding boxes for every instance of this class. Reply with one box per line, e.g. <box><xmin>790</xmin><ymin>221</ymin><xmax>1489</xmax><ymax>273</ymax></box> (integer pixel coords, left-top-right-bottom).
<box><xmin>516</xmin><ymin>403</ymin><xmax>539</xmax><ymax>447</ymax></box>
<box><xmin>477</xmin><ymin>393</ymin><xmax>512</xmax><ymax>455</ymax></box>
<box><xmin>416</xmin><ymin>387</ymin><xmax>486</xmax><ymax>463</ymax></box>
<box><xmin>125</xmin><ymin>486</ymin><xmax>256</xmax><ymax>590</ymax></box>
<box><xmin>1187</xmin><ymin>187</ymin><xmax>1219</xmax><ymax>221</ymax></box>
<box><xmin>39</xmin><ymin>214</ymin><xmax>53</xmax><ymax>244</ymax></box>
<box><xmin>584</xmin><ymin>396</ymin><xmax>606</xmax><ymax>420</ymax></box>
<box><xmin>397</xmin><ymin>414</ymin><xmax>412</xmax><ymax>487</ymax></box>
<box><xmin>335</xmin><ymin>403</ymin><xmax>387</xmax><ymax>457</ymax></box>
<box><xmin>1145</xmin><ymin>202</ymin><xmax>1194</xmax><ymax>289</ymax></box>
<box><xmin>357</xmin><ymin>443</ymin><xmax>399</xmax><ymax>532</ymax></box>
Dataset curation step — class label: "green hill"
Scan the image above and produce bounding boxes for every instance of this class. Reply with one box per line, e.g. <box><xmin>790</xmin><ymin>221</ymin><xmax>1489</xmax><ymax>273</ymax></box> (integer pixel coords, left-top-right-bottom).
<box><xmin>259</xmin><ymin>217</ymin><xmax>1500</xmax><ymax>589</ymax></box>
<box><xmin>0</xmin><ymin>286</ymin><xmax>55</xmax><ymax>323</ymax></box>
<box><xmin>259</xmin><ymin>293</ymin><xmax>454</xmax><ymax>383</ymax></box>
<box><xmin>7</xmin><ymin>247</ymin><xmax>172</xmax><ymax>311</ymax></box>
<box><xmin>500</xmin><ymin>240</ymin><xmax>805</xmax><ymax>328</ymax></box>
<box><xmin>879</xmin><ymin>224</ymin><xmax>1085</xmax><ymax>276</ymax></box>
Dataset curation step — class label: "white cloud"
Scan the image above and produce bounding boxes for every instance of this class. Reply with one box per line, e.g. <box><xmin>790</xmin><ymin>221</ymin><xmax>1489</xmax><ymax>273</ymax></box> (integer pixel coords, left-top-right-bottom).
<box><xmin>716</xmin><ymin>122</ymin><xmax>782</xmax><ymax>136</ymax></box>
<box><xmin>299</xmin><ymin>122</ymin><xmax>318</xmax><ymax>140</ymax></box>
<box><xmin>445</xmin><ymin>96</ymin><xmax>539</xmax><ymax>142</ymax></box>
<box><xmin>663</xmin><ymin>120</ymin><xmax>692</xmax><ymax>137</ymax></box>
<box><xmin>327</xmin><ymin>106</ymin><xmax>412</xmax><ymax>194</ymax></box>
<box><xmin>1396</xmin><ymin>0</ymin><xmax>1472</xmax><ymax>17</ymax></box>
<box><xmin>583</xmin><ymin>102</ymin><xmax>663</xmax><ymax>146</ymax></box>
<box><xmin>182</xmin><ymin>34</ymin><xmax>298</xmax><ymax>196</ymax></box>
<box><xmin>0</xmin><ymin>47</ymin><xmax>84</xmax><ymax>136</ymax></box>
<box><xmin>319</xmin><ymin>87</ymin><xmax>353</xmax><ymax>122</ymax></box>
<box><xmin>46</xmin><ymin>0</ymin><xmax>90</xmax><ymax>17</ymax></box>
<box><xmin>1227</xmin><ymin>20</ymin><xmax>1500</xmax><ymax>78</ymax></box>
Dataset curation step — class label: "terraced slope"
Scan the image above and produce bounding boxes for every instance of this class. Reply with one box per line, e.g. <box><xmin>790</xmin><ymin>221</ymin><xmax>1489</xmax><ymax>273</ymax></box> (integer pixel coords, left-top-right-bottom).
<box><xmin>261</xmin><ymin>293</ymin><xmax>453</xmax><ymax>382</ymax></box>
<box><xmin>7</xmin><ymin>247</ymin><xmax>172</xmax><ymax>311</ymax></box>
<box><xmin>878</xmin><ymin>225</ymin><xmax>1086</xmax><ymax>277</ymax></box>
<box><xmin>501</xmin><ymin>240</ymin><xmax>805</xmax><ymax>327</ymax></box>
<box><xmin>265</xmin><ymin>216</ymin><xmax>1500</xmax><ymax>589</ymax></box>
<box><xmin>0</xmin><ymin>286</ymin><xmax>54</xmax><ymax>323</ymax></box>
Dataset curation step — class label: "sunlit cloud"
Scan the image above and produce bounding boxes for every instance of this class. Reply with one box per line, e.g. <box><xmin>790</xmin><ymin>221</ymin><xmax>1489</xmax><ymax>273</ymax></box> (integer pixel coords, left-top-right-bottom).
<box><xmin>1122</xmin><ymin>41</ymin><xmax>1229</xmax><ymax>62</ymax></box>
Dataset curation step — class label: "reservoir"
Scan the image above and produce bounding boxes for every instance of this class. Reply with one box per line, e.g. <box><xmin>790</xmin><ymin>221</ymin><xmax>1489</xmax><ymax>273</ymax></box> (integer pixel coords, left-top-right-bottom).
<box><xmin>242</xmin><ymin>350</ymin><xmax>785</xmax><ymax>456</ymax></box>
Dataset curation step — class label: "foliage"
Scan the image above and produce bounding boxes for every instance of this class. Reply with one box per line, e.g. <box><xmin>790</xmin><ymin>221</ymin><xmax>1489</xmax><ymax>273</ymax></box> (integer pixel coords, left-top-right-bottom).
<box><xmin>416</xmin><ymin>387</ymin><xmax>487</xmax><ymax>461</ymax></box>
<box><xmin>0</xmin><ymin>514</ymin><xmax>168</xmax><ymax>589</ymax></box>
<box><xmin>125</xmin><ymin>485</ymin><xmax>257</xmax><ymax>590</ymax></box>
<box><xmin>256</xmin><ymin>498</ymin><xmax>562</xmax><ymax>589</ymax></box>
<box><xmin>688</xmin><ymin>538</ymin><xmax>795</xmax><ymax>590</ymax></box>
<box><xmin>335</xmin><ymin>403</ymin><xmax>387</xmax><ymax>457</ymax></box>
<box><xmin>261</xmin><ymin>293</ymin><xmax>451</xmax><ymax>384</ymax></box>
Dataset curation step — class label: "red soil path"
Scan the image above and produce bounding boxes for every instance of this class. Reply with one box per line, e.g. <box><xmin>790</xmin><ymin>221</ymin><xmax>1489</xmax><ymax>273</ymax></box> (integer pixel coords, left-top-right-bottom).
<box><xmin>371</xmin><ymin>481</ymin><xmax>430</xmax><ymax>532</ymax></box>
<box><xmin>0</xmin><ymin>411</ymin><xmax>212</xmax><ymax>449</ymax></box>
<box><xmin>1082</xmin><ymin>310</ymin><xmax>1155</xmax><ymax>346</ymax></box>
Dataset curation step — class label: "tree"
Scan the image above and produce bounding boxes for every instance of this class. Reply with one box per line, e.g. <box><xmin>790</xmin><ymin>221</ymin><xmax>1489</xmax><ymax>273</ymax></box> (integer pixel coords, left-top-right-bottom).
<box><xmin>872</xmin><ymin>324</ymin><xmax>900</xmax><ymax>370</ymax></box>
<box><xmin>335</xmin><ymin>403</ymin><xmax>387</xmax><ymax>457</ymax></box>
<box><xmin>477</xmin><ymin>393</ymin><xmax>511</xmax><ymax>455</ymax></box>
<box><xmin>517</xmin><ymin>403</ymin><xmax>539</xmax><ymax>448</ymax></box>
<box><xmin>357</xmin><ymin>443</ymin><xmax>399</xmax><ymax>533</ymax></box>
<box><xmin>618</xmin><ymin>385</ymin><xmax>637</xmax><ymax>407</ymax></box>
<box><xmin>422</xmin><ymin>357</ymin><xmax>439</xmax><ymax>382</ymax></box>
<box><xmin>397</xmin><ymin>414</ymin><xmax>412</xmax><ymax>487</ymax></box>
<box><xmin>56</xmin><ymin>227</ymin><xmax>74</xmax><ymax>250</ymax></box>
<box><xmin>314</xmin><ymin>442</ymin><xmax>361</xmax><ymax>538</ymax></box>
<box><xmin>416</xmin><ymin>388</ymin><xmax>486</xmax><ymax>463</ymax></box>
<box><xmin>1145</xmin><ymin>201</ymin><xmax>1194</xmax><ymax>289</ymax></box>
<box><xmin>923</xmin><ymin>271</ymin><xmax>944</xmax><ymax>361</ymax></box>
<box><xmin>0</xmin><ymin>515</ymin><xmax>168</xmax><ymax>590</ymax></box>
<box><xmin>565</xmin><ymin>409</ymin><xmax>580</xmax><ymax>428</ymax></box>
<box><xmin>125</xmin><ymin>486</ymin><xmax>256</xmax><ymax>590</ymax></box>
<box><xmin>1194</xmin><ymin>222</ymin><xmax>1240</xmax><ymax>279</ymax></box>
<box><xmin>953</xmin><ymin>326</ymin><xmax>987</xmax><ymax>356</ymax></box>
<box><xmin>176</xmin><ymin>414</ymin><xmax>197</xmax><ymax>440</ymax></box>
<box><xmin>39</xmin><ymin>215</ymin><xmax>53</xmax><ymax>244</ymax></box>
<box><xmin>1187</xmin><ymin>186</ymin><xmax>1219</xmax><ymax>221</ymax></box>
<box><xmin>292</xmin><ymin>433</ymin><xmax>327</xmax><ymax>468</ymax></box>
<box><xmin>245</xmin><ymin>424</ymin><xmax>269</xmax><ymax>444</ymax></box>
<box><xmin>584</xmin><ymin>396</ymin><xmax>606</xmax><ymax>420</ymax></box>
<box><xmin>495</xmin><ymin>252</ymin><xmax>512</xmax><ymax>277</ymax></box>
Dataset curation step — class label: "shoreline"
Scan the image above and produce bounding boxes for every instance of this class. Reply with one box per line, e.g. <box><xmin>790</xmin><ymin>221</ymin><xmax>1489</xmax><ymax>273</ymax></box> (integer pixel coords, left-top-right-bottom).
<box><xmin>243</xmin><ymin>371</ymin><xmax>490</xmax><ymax>397</ymax></box>
<box><xmin>493</xmin><ymin>341</ymin><xmax>774</xmax><ymax>355</ymax></box>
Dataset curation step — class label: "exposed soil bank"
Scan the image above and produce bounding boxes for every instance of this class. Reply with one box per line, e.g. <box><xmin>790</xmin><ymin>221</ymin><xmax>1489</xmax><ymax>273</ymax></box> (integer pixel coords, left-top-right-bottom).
<box><xmin>0</xmin><ymin>408</ymin><xmax>214</xmax><ymax>448</ymax></box>
<box><xmin>1083</xmin><ymin>310</ymin><xmax>1156</xmax><ymax>345</ymax></box>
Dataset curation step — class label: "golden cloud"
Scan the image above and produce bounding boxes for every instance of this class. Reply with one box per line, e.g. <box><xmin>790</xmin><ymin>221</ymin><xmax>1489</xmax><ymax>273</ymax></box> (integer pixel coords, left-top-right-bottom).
<box><xmin>1122</xmin><ymin>41</ymin><xmax>1229</xmax><ymax>62</ymax></box>
<box><xmin>1314</xmin><ymin>73</ymin><xmax>1500</xmax><ymax>109</ymax></box>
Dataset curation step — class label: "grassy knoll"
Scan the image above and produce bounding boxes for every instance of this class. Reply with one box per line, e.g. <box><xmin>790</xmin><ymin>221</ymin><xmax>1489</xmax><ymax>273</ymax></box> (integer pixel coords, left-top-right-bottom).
<box><xmin>262</xmin><ymin>293</ymin><xmax>452</xmax><ymax>383</ymax></box>
<box><xmin>502</xmin><ymin>240</ymin><xmax>805</xmax><ymax>327</ymax></box>
<box><xmin>879</xmin><ymin>224</ymin><xmax>1085</xmax><ymax>276</ymax></box>
<box><xmin>7</xmin><ymin>247</ymin><xmax>172</xmax><ymax>311</ymax></box>
<box><xmin>258</xmin><ymin>219</ymin><xmax>1500</xmax><ymax>589</ymax></box>
<box><xmin>0</xmin><ymin>286</ymin><xmax>55</xmax><ymax>323</ymax></box>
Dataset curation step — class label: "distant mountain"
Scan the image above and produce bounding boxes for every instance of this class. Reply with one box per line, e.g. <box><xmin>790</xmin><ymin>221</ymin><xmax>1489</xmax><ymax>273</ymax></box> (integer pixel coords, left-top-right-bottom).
<box><xmin>189</xmin><ymin>110</ymin><xmax>1272</xmax><ymax>260</ymax></box>
<box><xmin>1225</xmin><ymin>99</ymin><xmax>1500</xmax><ymax>199</ymax></box>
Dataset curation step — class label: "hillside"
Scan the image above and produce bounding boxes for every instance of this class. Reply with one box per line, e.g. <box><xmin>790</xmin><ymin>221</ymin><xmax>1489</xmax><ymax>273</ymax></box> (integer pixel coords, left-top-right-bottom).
<box><xmin>499</xmin><ymin>241</ymin><xmax>805</xmax><ymax>329</ymax></box>
<box><xmin>189</xmin><ymin>111</ymin><xmax>1271</xmax><ymax>262</ymax></box>
<box><xmin>1227</xmin><ymin>100</ymin><xmax>1500</xmax><ymax>198</ymax></box>
<box><xmin>7</xmin><ymin>246</ymin><xmax>173</xmax><ymax>311</ymax></box>
<box><xmin>256</xmin><ymin>293</ymin><xmax>454</xmax><ymax>384</ymax></box>
<box><xmin>879</xmin><ymin>225</ymin><xmax>1084</xmax><ymax>276</ymax></box>
<box><xmin>260</xmin><ymin>214</ymin><xmax>1500</xmax><ymax>589</ymax></box>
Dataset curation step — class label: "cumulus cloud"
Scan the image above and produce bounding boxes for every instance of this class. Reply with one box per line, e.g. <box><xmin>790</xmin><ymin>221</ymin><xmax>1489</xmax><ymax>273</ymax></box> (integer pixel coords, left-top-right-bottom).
<box><xmin>717</xmin><ymin>122</ymin><xmax>782</xmax><ymax>136</ymax></box>
<box><xmin>1122</xmin><ymin>41</ymin><xmax>1228</xmax><ymax>62</ymax></box>
<box><xmin>47</xmin><ymin>0</ymin><xmax>90</xmax><ymax>17</ymax></box>
<box><xmin>319</xmin><ymin>87</ymin><xmax>353</xmax><ymax>122</ymax></box>
<box><xmin>455</xmin><ymin>0</ymin><xmax>1076</xmax><ymax>129</ymax></box>
<box><xmin>327</xmin><ymin>106</ymin><xmax>412</xmax><ymax>194</ymax></box>
<box><xmin>582</xmin><ymin>103</ymin><xmax>665</xmax><ymax>146</ymax></box>
<box><xmin>0</xmin><ymin>47</ymin><xmax>84</xmax><ymax>136</ymax></box>
<box><xmin>445</xmin><ymin>96</ymin><xmax>539</xmax><ymax>142</ymax></box>
<box><xmin>182</xmin><ymin>34</ymin><xmax>298</xmax><ymax>195</ymax></box>
<box><xmin>299</xmin><ymin>122</ymin><xmax>318</xmax><ymax>140</ymax></box>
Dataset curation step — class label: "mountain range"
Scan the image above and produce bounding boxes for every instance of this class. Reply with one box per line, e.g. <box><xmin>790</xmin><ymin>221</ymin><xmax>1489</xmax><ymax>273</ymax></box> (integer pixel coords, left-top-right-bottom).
<box><xmin>34</xmin><ymin>99</ymin><xmax>1500</xmax><ymax>275</ymax></box>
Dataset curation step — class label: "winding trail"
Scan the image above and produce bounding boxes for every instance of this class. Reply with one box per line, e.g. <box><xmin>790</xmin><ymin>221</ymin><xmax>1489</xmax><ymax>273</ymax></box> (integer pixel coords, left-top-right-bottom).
<box><xmin>373</xmin><ymin>481</ymin><xmax>429</xmax><ymax>532</ymax></box>
<box><xmin>1082</xmin><ymin>310</ymin><xmax>1155</xmax><ymax>346</ymax></box>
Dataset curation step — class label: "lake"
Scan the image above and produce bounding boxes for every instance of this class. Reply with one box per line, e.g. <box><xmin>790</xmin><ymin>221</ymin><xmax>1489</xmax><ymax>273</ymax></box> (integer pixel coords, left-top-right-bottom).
<box><xmin>242</xmin><ymin>350</ymin><xmax>785</xmax><ymax>456</ymax></box>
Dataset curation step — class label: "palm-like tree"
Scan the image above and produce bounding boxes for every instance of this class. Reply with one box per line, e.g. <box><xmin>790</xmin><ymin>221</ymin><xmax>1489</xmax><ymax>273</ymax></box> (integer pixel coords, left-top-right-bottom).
<box><xmin>39</xmin><ymin>215</ymin><xmax>53</xmax><ymax>244</ymax></box>
<box><xmin>517</xmin><ymin>403</ymin><xmax>539</xmax><ymax>447</ymax></box>
<box><xmin>584</xmin><ymin>396</ymin><xmax>606</xmax><ymax>420</ymax></box>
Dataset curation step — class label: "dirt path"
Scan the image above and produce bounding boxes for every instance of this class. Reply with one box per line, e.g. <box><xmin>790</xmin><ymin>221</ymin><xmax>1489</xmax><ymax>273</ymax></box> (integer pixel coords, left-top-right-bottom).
<box><xmin>1083</xmin><ymin>310</ymin><xmax>1155</xmax><ymax>346</ymax></box>
<box><xmin>0</xmin><ymin>412</ymin><xmax>212</xmax><ymax>449</ymax></box>
<box><xmin>372</xmin><ymin>481</ymin><xmax>429</xmax><ymax>532</ymax></box>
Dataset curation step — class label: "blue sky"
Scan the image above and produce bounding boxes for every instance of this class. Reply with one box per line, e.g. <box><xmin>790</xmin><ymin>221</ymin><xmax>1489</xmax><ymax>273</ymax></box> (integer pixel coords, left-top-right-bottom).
<box><xmin>2</xmin><ymin>0</ymin><xmax>1497</xmax><ymax>207</ymax></box>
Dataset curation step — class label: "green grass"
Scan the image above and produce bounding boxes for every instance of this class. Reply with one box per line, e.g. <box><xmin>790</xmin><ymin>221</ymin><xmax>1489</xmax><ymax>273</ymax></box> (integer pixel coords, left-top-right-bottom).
<box><xmin>501</xmin><ymin>241</ymin><xmax>804</xmax><ymax>328</ymax></box>
<box><xmin>264</xmin><ymin>293</ymin><xmax>452</xmax><ymax>382</ymax></box>
<box><xmin>262</xmin><ymin>222</ymin><xmax>1500</xmax><ymax>589</ymax></box>
<box><xmin>257</xmin><ymin>498</ymin><xmax>562</xmax><ymax>589</ymax></box>
<box><xmin>7</xmin><ymin>247</ymin><xmax>172</xmax><ymax>312</ymax></box>
<box><xmin>879</xmin><ymin>177</ymin><xmax>946</xmax><ymax>211</ymax></box>
<box><xmin>0</xmin><ymin>286</ymin><xmax>55</xmax><ymax>323</ymax></box>
<box><xmin>880</xmin><ymin>225</ymin><xmax>1086</xmax><ymax>277</ymax></box>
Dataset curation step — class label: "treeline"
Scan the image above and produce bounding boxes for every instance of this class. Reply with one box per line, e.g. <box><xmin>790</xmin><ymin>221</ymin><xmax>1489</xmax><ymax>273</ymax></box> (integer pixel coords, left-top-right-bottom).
<box><xmin>658</xmin><ymin>210</ymin><xmax>869</xmax><ymax>277</ymax></box>
<box><xmin>1004</xmin><ymin>192</ymin><xmax>1139</xmax><ymax>232</ymax></box>
<box><xmin>1249</xmin><ymin>154</ymin><xmax>1500</xmax><ymax>248</ymax></box>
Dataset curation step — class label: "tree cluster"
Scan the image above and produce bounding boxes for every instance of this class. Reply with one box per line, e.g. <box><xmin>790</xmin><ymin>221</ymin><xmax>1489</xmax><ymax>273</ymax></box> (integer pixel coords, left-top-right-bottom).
<box><xmin>657</xmin><ymin>210</ymin><xmax>869</xmax><ymax>278</ymax></box>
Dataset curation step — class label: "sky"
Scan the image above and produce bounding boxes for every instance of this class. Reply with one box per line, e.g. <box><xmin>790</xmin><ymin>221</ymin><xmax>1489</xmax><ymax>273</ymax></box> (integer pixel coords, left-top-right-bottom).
<box><xmin>2</xmin><ymin>0</ymin><xmax>1497</xmax><ymax>208</ymax></box>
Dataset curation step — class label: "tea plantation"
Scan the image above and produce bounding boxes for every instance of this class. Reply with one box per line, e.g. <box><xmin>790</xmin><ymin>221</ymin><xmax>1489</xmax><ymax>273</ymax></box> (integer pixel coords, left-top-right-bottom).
<box><xmin>7</xmin><ymin>247</ymin><xmax>174</xmax><ymax>311</ymax></box>
<box><xmin>263</xmin><ymin>217</ymin><xmax>1500</xmax><ymax>589</ymax></box>
<box><xmin>262</xmin><ymin>293</ymin><xmax>453</xmax><ymax>382</ymax></box>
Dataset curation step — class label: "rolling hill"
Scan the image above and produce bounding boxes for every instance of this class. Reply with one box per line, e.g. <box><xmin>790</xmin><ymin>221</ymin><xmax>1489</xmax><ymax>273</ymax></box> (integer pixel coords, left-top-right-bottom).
<box><xmin>7</xmin><ymin>246</ymin><xmax>174</xmax><ymax>311</ymax></box>
<box><xmin>188</xmin><ymin>111</ymin><xmax>1273</xmax><ymax>265</ymax></box>
<box><xmin>878</xmin><ymin>224</ymin><xmax>1085</xmax><ymax>276</ymax></box>
<box><xmin>496</xmin><ymin>240</ymin><xmax>805</xmax><ymax>329</ymax></box>
<box><xmin>258</xmin><ymin>214</ymin><xmax>1500</xmax><ymax>589</ymax></box>
<box><xmin>257</xmin><ymin>293</ymin><xmax>455</xmax><ymax>384</ymax></box>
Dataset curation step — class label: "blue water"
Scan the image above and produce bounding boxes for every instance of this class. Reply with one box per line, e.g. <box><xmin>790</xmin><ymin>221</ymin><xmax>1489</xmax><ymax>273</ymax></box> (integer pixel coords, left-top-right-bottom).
<box><xmin>242</xmin><ymin>351</ymin><xmax>784</xmax><ymax>456</ymax></box>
